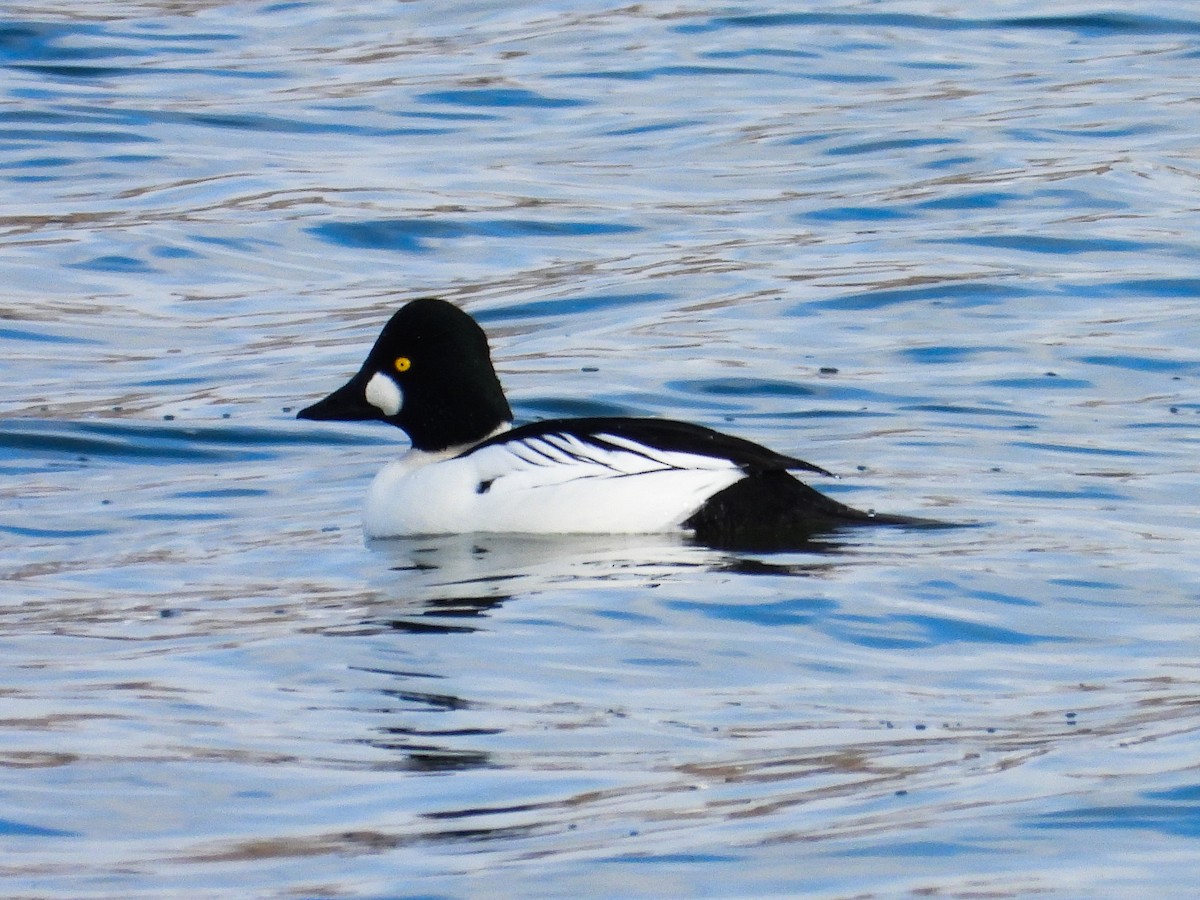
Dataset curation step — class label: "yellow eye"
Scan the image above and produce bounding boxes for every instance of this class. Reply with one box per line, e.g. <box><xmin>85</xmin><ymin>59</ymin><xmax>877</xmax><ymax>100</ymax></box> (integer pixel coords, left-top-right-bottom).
<box><xmin>393</xmin><ymin>357</ymin><xmax>411</xmax><ymax>373</ymax></box>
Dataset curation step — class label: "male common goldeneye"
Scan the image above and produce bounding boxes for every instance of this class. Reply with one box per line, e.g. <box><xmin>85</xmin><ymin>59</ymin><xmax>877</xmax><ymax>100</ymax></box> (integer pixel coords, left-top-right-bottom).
<box><xmin>298</xmin><ymin>297</ymin><xmax>926</xmax><ymax>546</ymax></box>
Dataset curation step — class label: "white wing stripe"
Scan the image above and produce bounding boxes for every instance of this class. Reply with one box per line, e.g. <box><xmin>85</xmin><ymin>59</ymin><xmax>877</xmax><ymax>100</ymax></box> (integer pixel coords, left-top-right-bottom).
<box><xmin>539</xmin><ymin>433</ymin><xmax>609</xmax><ymax>466</ymax></box>
<box><xmin>469</xmin><ymin>430</ymin><xmax>742</xmax><ymax>487</ymax></box>
<box><xmin>594</xmin><ymin>432</ymin><xmax>738</xmax><ymax>472</ymax></box>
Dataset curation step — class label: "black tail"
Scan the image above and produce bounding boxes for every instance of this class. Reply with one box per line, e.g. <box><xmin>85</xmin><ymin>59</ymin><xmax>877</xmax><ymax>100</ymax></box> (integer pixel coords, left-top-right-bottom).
<box><xmin>683</xmin><ymin>469</ymin><xmax>943</xmax><ymax>551</ymax></box>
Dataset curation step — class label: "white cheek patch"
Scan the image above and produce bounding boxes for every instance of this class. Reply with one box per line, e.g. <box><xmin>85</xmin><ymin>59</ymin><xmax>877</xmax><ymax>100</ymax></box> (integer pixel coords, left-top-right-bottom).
<box><xmin>365</xmin><ymin>371</ymin><xmax>403</xmax><ymax>416</ymax></box>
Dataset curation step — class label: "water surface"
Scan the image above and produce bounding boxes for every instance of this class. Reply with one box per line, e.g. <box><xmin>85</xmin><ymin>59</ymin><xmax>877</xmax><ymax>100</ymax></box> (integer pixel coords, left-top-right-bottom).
<box><xmin>2</xmin><ymin>2</ymin><xmax>1200</xmax><ymax>897</ymax></box>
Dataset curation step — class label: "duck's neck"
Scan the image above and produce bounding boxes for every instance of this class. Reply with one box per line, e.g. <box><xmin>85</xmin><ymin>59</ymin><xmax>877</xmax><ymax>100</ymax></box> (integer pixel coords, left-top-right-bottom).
<box><xmin>452</xmin><ymin>420</ymin><xmax>511</xmax><ymax>454</ymax></box>
<box><xmin>403</xmin><ymin>421</ymin><xmax>512</xmax><ymax>466</ymax></box>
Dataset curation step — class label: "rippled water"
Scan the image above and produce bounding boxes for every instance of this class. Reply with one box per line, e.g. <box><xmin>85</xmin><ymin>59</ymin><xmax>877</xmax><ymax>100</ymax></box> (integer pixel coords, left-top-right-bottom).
<box><xmin>3</xmin><ymin>2</ymin><xmax>1200</xmax><ymax>897</ymax></box>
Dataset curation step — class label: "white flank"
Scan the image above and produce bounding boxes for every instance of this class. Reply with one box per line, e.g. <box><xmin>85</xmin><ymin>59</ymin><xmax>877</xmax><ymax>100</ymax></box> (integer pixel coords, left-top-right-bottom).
<box><xmin>363</xmin><ymin>431</ymin><xmax>745</xmax><ymax>538</ymax></box>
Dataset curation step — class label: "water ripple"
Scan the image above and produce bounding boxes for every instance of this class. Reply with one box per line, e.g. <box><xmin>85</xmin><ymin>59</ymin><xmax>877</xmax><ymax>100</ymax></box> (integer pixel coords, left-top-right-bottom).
<box><xmin>310</xmin><ymin>218</ymin><xmax>641</xmax><ymax>253</ymax></box>
<box><xmin>417</xmin><ymin>88</ymin><xmax>586</xmax><ymax>108</ymax></box>
<box><xmin>680</xmin><ymin>12</ymin><xmax>1200</xmax><ymax>36</ymax></box>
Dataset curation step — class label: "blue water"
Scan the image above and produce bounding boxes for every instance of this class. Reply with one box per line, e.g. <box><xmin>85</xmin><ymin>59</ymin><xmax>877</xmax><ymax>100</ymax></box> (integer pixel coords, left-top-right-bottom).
<box><xmin>3</xmin><ymin>2</ymin><xmax>1200</xmax><ymax>896</ymax></box>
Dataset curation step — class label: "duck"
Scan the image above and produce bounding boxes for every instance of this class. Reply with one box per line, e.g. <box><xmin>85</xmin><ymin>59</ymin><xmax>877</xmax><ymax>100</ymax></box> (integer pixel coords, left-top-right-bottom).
<box><xmin>297</xmin><ymin>297</ymin><xmax>929</xmax><ymax>547</ymax></box>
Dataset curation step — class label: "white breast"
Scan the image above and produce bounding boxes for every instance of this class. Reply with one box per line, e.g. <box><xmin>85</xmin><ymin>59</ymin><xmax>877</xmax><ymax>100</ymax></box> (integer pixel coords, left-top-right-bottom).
<box><xmin>363</xmin><ymin>432</ymin><xmax>746</xmax><ymax>538</ymax></box>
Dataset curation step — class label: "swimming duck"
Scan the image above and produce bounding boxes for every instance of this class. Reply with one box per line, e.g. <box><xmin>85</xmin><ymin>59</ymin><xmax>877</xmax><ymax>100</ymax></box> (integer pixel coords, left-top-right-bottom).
<box><xmin>298</xmin><ymin>297</ymin><xmax>925</xmax><ymax>547</ymax></box>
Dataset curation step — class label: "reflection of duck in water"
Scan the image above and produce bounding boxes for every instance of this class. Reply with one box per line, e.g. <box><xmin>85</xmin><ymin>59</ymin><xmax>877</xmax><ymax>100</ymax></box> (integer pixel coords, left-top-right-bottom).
<box><xmin>299</xmin><ymin>297</ymin><xmax>933</xmax><ymax>548</ymax></box>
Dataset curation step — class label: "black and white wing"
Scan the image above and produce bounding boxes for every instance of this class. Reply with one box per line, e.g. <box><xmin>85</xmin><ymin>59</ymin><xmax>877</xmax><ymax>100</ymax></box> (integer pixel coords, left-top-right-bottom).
<box><xmin>465</xmin><ymin>421</ymin><xmax>744</xmax><ymax>487</ymax></box>
<box><xmin>466</xmin><ymin>416</ymin><xmax>833</xmax><ymax>478</ymax></box>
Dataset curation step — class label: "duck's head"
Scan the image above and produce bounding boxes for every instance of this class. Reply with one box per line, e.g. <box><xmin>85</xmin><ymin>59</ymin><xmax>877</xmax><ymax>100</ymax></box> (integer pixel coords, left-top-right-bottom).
<box><xmin>297</xmin><ymin>297</ymin><xmax>513</xmax><ymax>452</ymax></box>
